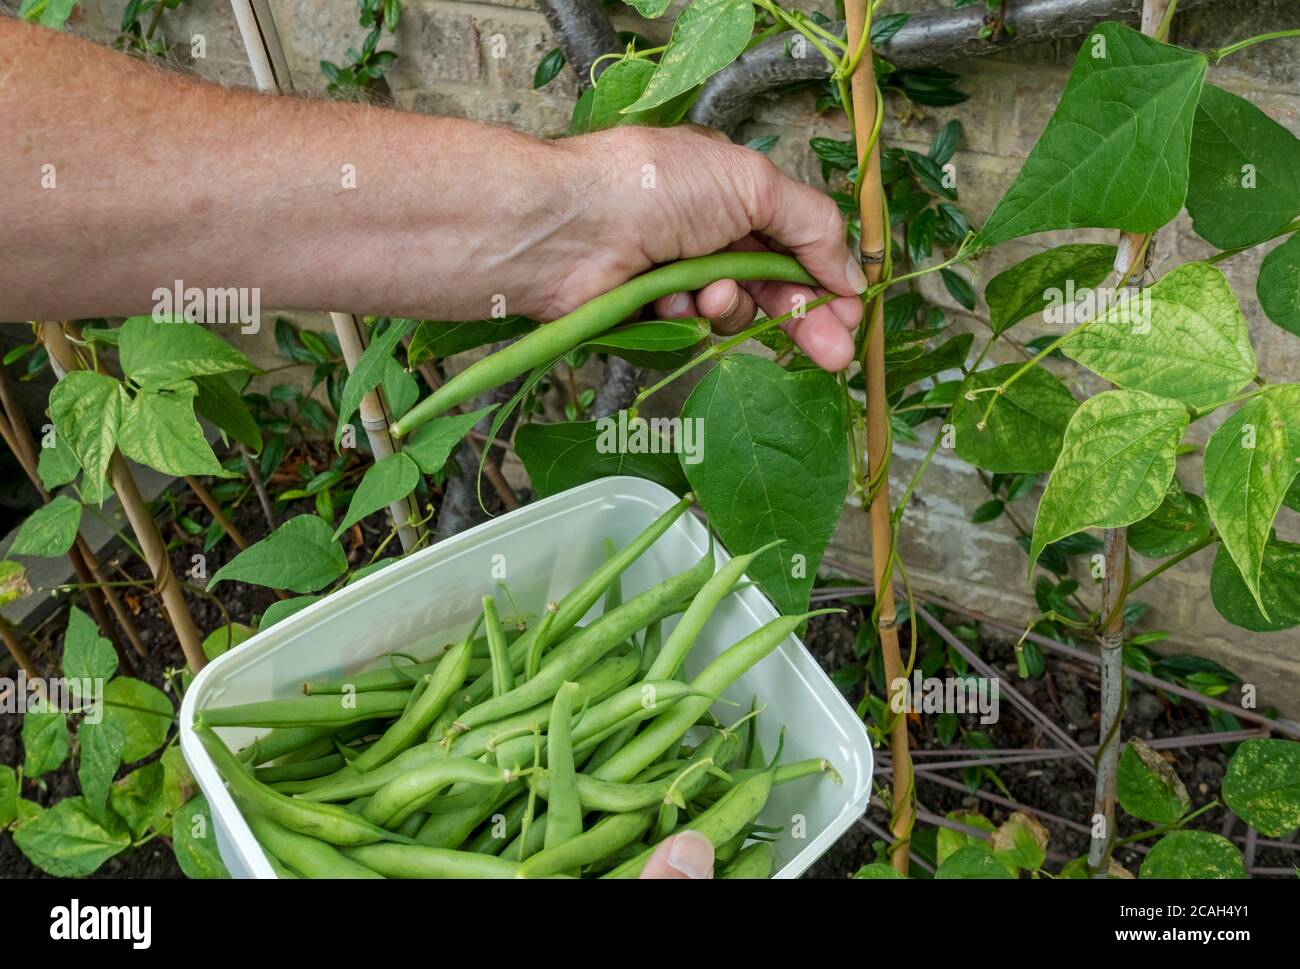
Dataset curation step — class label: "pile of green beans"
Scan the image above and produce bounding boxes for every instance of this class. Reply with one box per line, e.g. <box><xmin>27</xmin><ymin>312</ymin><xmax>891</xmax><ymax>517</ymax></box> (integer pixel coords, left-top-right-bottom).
<box><xmin>195</xmin><ymin>499</ymin><xmax>843</xmax><ymax>879</ymax></box>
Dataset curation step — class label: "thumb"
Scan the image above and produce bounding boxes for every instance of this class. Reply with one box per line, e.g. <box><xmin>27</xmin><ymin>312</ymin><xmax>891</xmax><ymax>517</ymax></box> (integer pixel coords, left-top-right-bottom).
<box><xmin>638</xmin><ymin>831</ymin><xmax>715</xmax><ymax>879</ymax></box>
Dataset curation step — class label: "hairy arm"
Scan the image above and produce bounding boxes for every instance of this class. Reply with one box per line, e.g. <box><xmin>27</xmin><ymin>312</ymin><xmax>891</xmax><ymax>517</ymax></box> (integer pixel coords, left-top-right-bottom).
<box><xmin>1</xmin><ymin>17</ymin><xmax>864</xmax><ymax>368</ymax></box>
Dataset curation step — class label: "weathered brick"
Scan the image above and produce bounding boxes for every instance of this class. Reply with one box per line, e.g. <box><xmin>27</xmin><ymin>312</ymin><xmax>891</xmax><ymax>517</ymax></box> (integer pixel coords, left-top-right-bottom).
<box><xmin>390</xmin><ymin>6</ymin><xmax>485</xmax><ymax>87</ymax></box>
<box><xmin>396</xmin><ymin>84</ymin><xmax>574</xmax><ymax>136</ymax></box>
<box><xmin>477</xmin><ymin>16</ymin><xmax>578</xmax><ymax>97</ymax></box>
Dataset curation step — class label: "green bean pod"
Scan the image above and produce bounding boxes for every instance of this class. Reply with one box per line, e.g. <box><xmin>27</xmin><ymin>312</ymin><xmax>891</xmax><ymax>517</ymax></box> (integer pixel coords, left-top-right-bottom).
<box><xmin>542</xmin><ymin>682</ymin><xmax>582</xmax><ymax>853</ymax></box>
<box><xmin>245</xmin><ymin>812</ymin><xmax>384</xmax><ymax>879</ymax></box>
<box><xmin>254</xmin><ymin>752</ymin><xmax>345</xmax><ymax>784</ymax></box>
<box><xmin>302</xmin><ymin>632</ymin><xmax>513</xmax><ymax>695</ymax></box>
<box><xmin>481</xmin><ymin>596</ymin><xmax>514</xmax><ymax>697</ymax></box>
<box><xmin>523</xmin><ymin>603</ymin><xmax>558</xmax><ymax>681</ymax></box>
<box><xmin>236</xmin><ymin>724</ymin><xmax>337</xmax><ymax>766</ymax></box>
<box><xmin>361</xmin><ymin>758</ymin><xmax>514</xmax><ymax>829</ymax></box>
<box><xmin>203</xmin><ymin>690</ymin><xmax>412</xmax><ymax>729</ymax></box>
<box><xmin>451</xmin><ymin>544</ymin><xmax>715</xmax><ymax>735</ymax></box>
<box><xmin>602</xmin><ymin>760</ymin><xmax>778</xmax><ymax>879</ymax></box>
<box><xmin>415</xmin><ymin>780</ymin><xmax>519</xmax><ymax>849</ymax></box>
<box><xmin>341</xmin><ymin>843</ymin><xmax>519</xmax><ymax>879</ymax></box>
<box><xmin>463</xmin><ymin>794</ymin><xmax>530</xmax><ymax>855</ymax></box>
<box><xmin>459</xmin><ymin>496</ymin><xmax>693</xmax><ymax>707</ymax></box>
<box><xmin>195</xmin><ymin>720</ymin><xmax>411</xmax><ymax>847</ymax></box>
<box><xmin>391</xmin><ymin>252</ymin><xmax>815</xmax><ymax>435</ymax></box>
<box><xmin>592</xmin><ymin>610</ymin><xmax>837</xmax><ymax>784</ymax></box>
<box><xmin>348</xmin><ymin>639</ymin><xmax>471</xmax><ymax>773</ymax></box>
<box><xmin>515</xmin><ymin>809</ymin><xmax>655</xmax><ymax>879</ymax></box>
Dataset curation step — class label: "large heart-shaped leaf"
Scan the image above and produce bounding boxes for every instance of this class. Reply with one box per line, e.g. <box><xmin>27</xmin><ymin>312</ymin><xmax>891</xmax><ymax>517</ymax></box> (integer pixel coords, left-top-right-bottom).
<box><xmin>1185</xmin><ymin>85</ymin><xmax>1300</xmax><ymax>249</ymax></box>
<box><xmin>172</xmin><ymin>794</ymin><xmax>231</xmax><ymax>878</ymax></box>
<box><xmin>950</xmin><ymin>364</ymin><xmax>1078</xmax><ymax>473</ymax></box>
<box><xmin>623</xmin><ymin>0</ymin><xmax>755</xmax><ymax>115</ymax></box>
<box><xmin>62</xmin><ymin>605</ymin><xmax>118</xmax><ymax>683</ymax></box>
<box><xmin>984</xmin><ymin>244</ymin><xmax>1117</xmax><ymax>334</ymax></box>
<box><xmin>8</xmin><ymin>494</ymin><xmax>81</xmax><ymax>558</ymax></box>
<box><xmin>1257</xmin><ymin>231</ymin><xmax>1300</xmax><ymax>337</ymax></box>
<box><xmin>48</xmin><ymin>371</ymin><xmax>127</xmax><ymax>506</ymax></box>
<box><xmin>210</xmin><ymin>514</ymin><xmax>348</xmax><ymax>593</ymax></box>
<box><xmin>1062</xmin><ymin>262</ymin><xmax>1255</xmax><ymax>408</ymax></box>
<box><xmin>681</xmin><ymin>354</ymin><xmax>848</xmax><ymax>615</ymax></box>
<box><xmin>976</xmin><ymin>22</ymin><xmax>1205</xmax><ymax>248</ymax></box>
<box><xmin>118</xmin><ymin>317</ymin><xmax>253</xmax><ymax>390</ymax></box>
<box><xmin>333</xmin><ymin>452</ymin><xmax>420</xmax><ymax>538</ymax></box>
<box><xmin>1210</xmin><ymin>540</ymin><xmax>1300</xmax><ymax>632</ymax></box>
<box><xmin>118</xmin><ymin>380</ymin><xmax>230</xmax><ymax>477</ymax></box>
<box><xmin>1139</xmin><ymin>831</ymin><xmax>1245</xmax><ymax>879</ymax></box>
<box><xmin>12</xmin><ymin>797</ymin><xmax>131</xmax><ymax>878</ymax></box>
<box><xmin>515</xmin><ymin>418</ymin><xmax>691</xmax><ymax>498</ymax></box>
<box><xmin>1222</xmin><ymin>739</ymin><xmax>1300</xmax><ymax>837</ymax></box>
<box><xmin>102</xmin><ymin>677</ymin><xmax>173</xmax><ymax>762</ymax></box>
<box><xmin>1203</xmin><ymin>384</ymin><xmax>1300</xmax><ymax>615</ymax></box>
<box><xmin>1028</xmin><ymin>390</ymin><xmax>1188</xmax><ymax>574</ymax></box>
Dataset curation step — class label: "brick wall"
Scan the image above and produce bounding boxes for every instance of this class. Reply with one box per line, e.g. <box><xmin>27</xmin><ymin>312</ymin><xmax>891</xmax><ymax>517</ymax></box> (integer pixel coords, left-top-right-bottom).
<box><xmin>26</xmin><ymin>0</ymin><xmax>1300</xmax><ymax>713</ymax></box>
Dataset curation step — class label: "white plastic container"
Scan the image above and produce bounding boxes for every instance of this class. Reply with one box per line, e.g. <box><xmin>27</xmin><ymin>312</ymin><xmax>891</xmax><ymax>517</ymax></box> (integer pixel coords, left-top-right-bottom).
<box><xmin>180</xmin><ymin>476</ymin><xmax>872</xmax><ymax>878</ymax></box>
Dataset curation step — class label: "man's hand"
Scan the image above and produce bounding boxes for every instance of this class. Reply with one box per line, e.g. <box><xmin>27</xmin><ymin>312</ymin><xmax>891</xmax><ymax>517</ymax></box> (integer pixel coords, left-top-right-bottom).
<box><xmin>2</xmin><ymin>17</ymin><xmax>862</xmax><ymax>370</ymax></box>
<box><xmin>638</xmin><ymin>831</ymin><xmax>715</xmax><ymax>879</ymax></box>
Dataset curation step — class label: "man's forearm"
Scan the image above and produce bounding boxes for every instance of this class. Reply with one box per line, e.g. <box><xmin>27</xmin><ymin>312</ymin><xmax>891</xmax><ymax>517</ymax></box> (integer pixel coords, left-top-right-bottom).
<box><xmin>1</xmin><ymin>16</ymin><xmax>576</xmax><ymax>323</ymax></box>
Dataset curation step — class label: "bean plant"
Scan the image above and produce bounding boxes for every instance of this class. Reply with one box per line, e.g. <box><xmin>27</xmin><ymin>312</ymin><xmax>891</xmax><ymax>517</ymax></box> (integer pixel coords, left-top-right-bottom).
<box><xmin>4</xmin><ymin>1</ymin><xmax>1300</xmax><ymax>879</ymax></box>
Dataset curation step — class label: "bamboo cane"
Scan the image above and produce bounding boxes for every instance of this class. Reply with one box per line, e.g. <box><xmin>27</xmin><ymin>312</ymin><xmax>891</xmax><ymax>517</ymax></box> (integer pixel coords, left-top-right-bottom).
<box><xmin>40</xmin><ymin>323</ymin><xmax>207</xmax><ymax>673</ymax></box>
<box><xmin>844</xmin><ymin>0</ymin><xmax>915</xmax><ymax>874</ymax></box>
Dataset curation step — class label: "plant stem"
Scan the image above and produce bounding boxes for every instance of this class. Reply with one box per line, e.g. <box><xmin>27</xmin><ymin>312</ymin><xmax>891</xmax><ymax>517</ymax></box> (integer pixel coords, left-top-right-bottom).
<box><xmin>237</xmin><ymin>442</ymin><xmax>278</xmax><ymax>532</ymax></box>
<box><xmin>0</xmin><ymin>614</ymin><xmax>41</xmax><ymax>681</ymax></box>
<box><xmin>42</xmin><ymin>322</ymin><xmax>207</xmax><ymax>673</ymax></box>
<box><xmin>1213</xmin><ymin>28</ymin><xmax>1300</xmax><ymax>63</ymax></box>
<box><xmin>845</xmin><ymin>0</ymin><xmax>914</xmax><ymax>875</ymax></box>
<box><xmin>1205</xmin><ymin>218</ymin><xmax>1300</xmax><ymax>264</ymax></box>
<box><xmin>185</xmin><ymin>476</ymin><xmax>249</xmax><ymax>550</ymax></box>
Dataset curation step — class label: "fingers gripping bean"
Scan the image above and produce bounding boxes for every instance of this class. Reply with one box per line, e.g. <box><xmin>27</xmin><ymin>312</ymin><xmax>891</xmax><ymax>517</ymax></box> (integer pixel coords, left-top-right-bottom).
<box><xmin>361</xmin><ymin>758</ymin><xmax>515</xmax><ymax>829</ymax></box>
<box><xmin>458</xmin><ymin>497</ymin><xmax>694</xmax><ymax>709</ymax></box>
<box><xmin>348</xmin><ymin>639</ymin><xmax>470</xmax><ymax>773</ymax></box>
<box><xmin>391</xmin><ymin>252</ymin><xmax>816</xmax><ymax>434</ymax></box>
<box><xmin>451</xmin><ymin>545</ymin><xmax>716</xmax><ymax>736</ymax></box>
<box><xmin>341</xmin><ymin>843</ymin><xmax>520</xmax><ymax>879</ymax></box>
<box><xmin>591</xmin><ymin>610</ymin><xmax>837</xmax><ymax>784</ymax></box>
<box><xmin>203</xmin><ymin>690</ymin><xmax>412</xmax><ymax>729</ymax></box>
<box><xmin>245</xmin><ymin>812</ymin><xmax>384</xmax><ymax>879</ymax></box>
<box><xmin>196</xmin><ymin>721</ymin><xmax>411</xmax><ymax>847</ymax></box>
<box><xmin>542</xmin><ymin>682</ymin><xmax>582</xmax><ymax>852</ymax></box>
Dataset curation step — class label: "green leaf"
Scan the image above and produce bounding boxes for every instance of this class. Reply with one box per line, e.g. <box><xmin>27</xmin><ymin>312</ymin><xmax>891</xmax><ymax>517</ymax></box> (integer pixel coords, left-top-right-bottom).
<box><xmin>583</xmin><ymin>318</ymin><xmax>708</xmax><ymax>369</ymax></box>
<box><xmin>37</xmin><ymin>435</ymin><xmax>81</xmax><ymax>490</ymax></box>
<box><xmin>407</xmin><ymin>317</ymin><xmax>535</xmax><ymax>364</ymax></box>
<box><xmin>623</xmin><ymin>0</ymin><xmax>754</xmax><ymax>114</ymax></box>
<box><xmin>259</xmin><ymin>595</ymin><xmax>322</xmax><ymax>630</ymax></box>
<box><xmin>20</xmin><ymin>0</ymin><xmax>78</xmax><ymax>29</ymax></box>
<box><xmin>77</xmin><ymin>718</ymin><xmax>123</xmax><ymax>820</ymax></box>
<box><xmin>939</xmin><ymin>268</ymin><xmax>976</xmax><ymax>310</ymax></box>
<box><xmin>9</xmin><ymin>494</ymin><xmax>81</xmax><ymax>558</ymax></box>
<box><xmin>885</xmin><ymin>333</ymin><xmax>972</xmax><ymax>397</ymax></box>
<box><xmin>1139</xmin><ymin>831</ymin><xmax>1245</xmax><ymax>879</ymax></box>
<box><xmin>334</xmin><ymin>318</ymin><xmax>413</xmax><ymax>448</ymax></box>
<box><xmin>929</xmin><ymin>119</ymin><xmax>962</xmax><ymax>166</ymax></box>
<box><xmin>1257</xmin><ymin>231</ymin><xmax>1300</xmax><ymax>337</ymax></box>
<box><xmin>1203</xmin><ymin>384</ymin><xmax>1300</xmax><ymax>615</ymax></box>
<box><xmin>22</xmin><ymin>704</ymin><xmax>69</xmax><ymax>777</ymax></box>
<box><xmin>193</xmin><ymin>373</ymin><xmax>262</xmax><ymax>451</ymax></box>
<box><xmin>201</xmin><ymin>622</ymin><xmax>257</xmax><ymax>661</ymax></box>
<box><xmin>118</xmin><ymin>317</ymin><xmax>253</xmax><ymax>389</ymax></box>
<box><xmin>934</xmin><ymin>843</ymin><xmax>1015</xmax><ymax>879</ymax></box>
<box><xmin>1211</xmin><ymin>539</ymin><xmax>1300</xmax><ymax>632</ymax></box>
<box><xmin>514</xmin><ymin>419</ymin><xmax>691</xmax><ymax>498</ymax></box>
<box><xmin>984</xmin><ymin>244</ymin><xmax>1117</xmax><ymax>334</ymax></box>
<box><xmin>102</xmin><ymin>677</ymin><xmax>173</xmax><ymax>762</ymax></box>
<box><xmin>1117</xmin><ymin>737</ymin><xmax>1190</xmax><ymax>824</ymax></box>
<box><xmin>173</xmin><ymin>794</ymin><xmax>231</xmax><ymax>879</ymax></box>
<box><xmin>622</xmin><ymin>0</ymin><xmax>671</xmax><ymax>16</ymax></box>
<box><xmin>990</xmin><ymin>812</ymin><xmax>1048</xmax><ymax>874</ymax></box>
<box><xmin>334</xmin><ymin>452</ymin><xmax>420</xmax><ymax>538</ymax></box>
<box><xmin>12</xmin><ymin>797</ymin><xmax>131</xmax><ymax>877</ymax></box>
<box><xmin>1185</xmin><ymin>85</ymin><xmax>1300</xmax><ymax>249</ymax></box>
<box><xmin>0</xmin><ymin>765</ymin><xmax>16</xmax><ymax>829</ymax></box>
<box><xmin>587</xmin><ymin>58</ymin><xmax>696</xmax><ymax>131</ymax></box>
<box><xmin>110</xmin><ymin>762</ymin><xmax>171</xmax><ymax>839</ymax></box>
<box><xmin>1061</xmin><ymin>262</ymin><xmax>1256</xmax><ymax>408</ymax></box>
<box><xmin>118</xmin><ymin>380</ymin><xmax>230</xmax><ymax>477</ymax></box>
<box><xmin>681</xmin><ymin>354</ymin><xmax>848</xmax><ymax>616</ymax></box>
<box><xmin>976</xmin><ymin>22</ymin><xmax>1205</xmax><ymax>248</ymax></box>
<box><xmin>854</xmin><ymin>862</ymin><xmax>907</xmax><ymax>878</ymax></box>
<box><xmin>970</xmin><ymin>499</ymin><xmax>1004</xmax><ymax>523</ymax></box>
<box><xmin>950</xmin><ymin>364</ymin><xmax>1078</xmax><ymax>473</ymax></box>
<box><xmin>1028</xmin><ymin>390</ymin><xmax>1188</xmax><ymax>574</ymax></box>
<box><xmin>0</xmin><ymin>561</ymin><xmax>31</xmax><ymax>607</ymax></box>
<box><xmin>382</xmin><ymin>357</ymin><xmax>419</xmax><ymax>420</ymax></box>
<box><xmin>1222</xmin><ymin>739</ymin><xmax>1300</xmax><ymax>837</ymax></box>
<box><xmin>532</xmin><ymin>47</ymin><xmax>565</xmax><ymax>89</ymax></box>
<box><xmin>403</xmin><ymin>405</ymin><xmax>497</xmax><ymax>475</ymax></box>
<box><xmin>1127</xmin><ymin>483</ymin><xmax>1212</xmax><ymax>559</ymax></box>
<box><xmin>936</xmin><ymin>810</ymin><xmax>995</xmax><ymax>864</ymax></box>
<box><xmin>210</xmin><ymin>515</ymin><xmax>348</xmax><ymax>593</ymax></box>
<box><xmin>48</xmin><ymin>371</ymin><xmax>126</xmax><ymax>506</ymax></box>
<box><xmin>62</xmin><ymin>605</ymin><xmax>118</xmax><ymax>683</ymax></box>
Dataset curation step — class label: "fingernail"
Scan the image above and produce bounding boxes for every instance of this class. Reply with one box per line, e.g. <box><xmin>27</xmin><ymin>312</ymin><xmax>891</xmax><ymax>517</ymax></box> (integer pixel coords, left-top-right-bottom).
<box><xmin>846</xmin><ymin>256</ymin><xmax>869</xmax><ymax>294</ymax></box>
<box><xmin>668</xmin><ymin>292</ymin><xmax>691</xmax><ymax>316</ymax></box>
<box><xmin>666</xmin><ymin>831</ymin><xmax>714</xmax><ymax>879</ymax></box>
<box><xmin>719</xmin><ymin>289</ymin><xmax>740</xmax><ymax>320</ymax></box>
